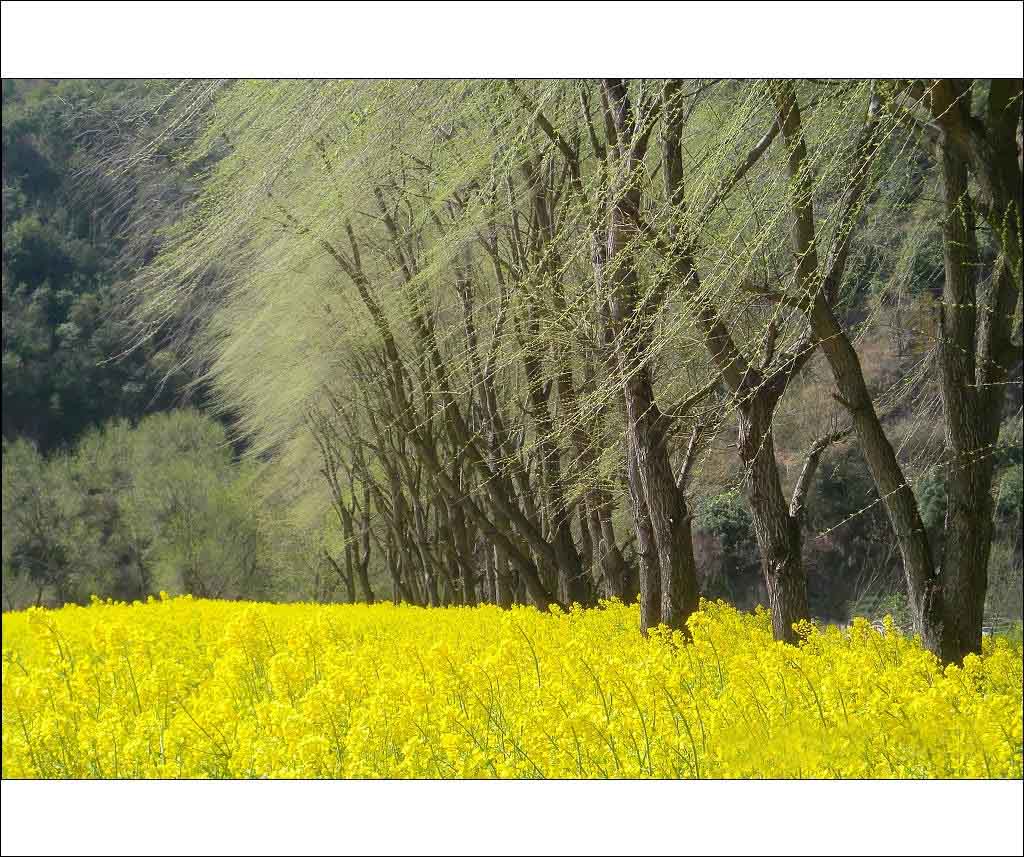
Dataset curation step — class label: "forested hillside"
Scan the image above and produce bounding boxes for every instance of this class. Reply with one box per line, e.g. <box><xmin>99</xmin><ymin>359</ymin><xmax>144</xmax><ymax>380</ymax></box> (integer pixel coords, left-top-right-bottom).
<box><xmin>1</xmin><ymin>79</ymin><xmax>194</xmax><ymax>448</ymax></box>
<box><xmin>2</xmin><ymin>79</ymin><xmax>1021</xmax><ymax>666</ymax></box>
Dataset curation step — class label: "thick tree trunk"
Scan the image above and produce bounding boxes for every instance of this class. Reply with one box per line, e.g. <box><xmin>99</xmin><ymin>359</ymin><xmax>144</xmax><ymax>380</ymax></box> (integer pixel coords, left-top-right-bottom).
<box><xmin>450</xmin><ymin>499</ymin><xmax>476</xmax><ymax>607</ymax></box>
<box><xmin>931</xmin><ymin>79</ymin><xmax>1023</xmax><ymax>279</ymax></box>
<box><xmin>810</xmin><ymin>299</ymin><xmax>945</xmax><ymax>653</ymax></box>
<box><xmin>565</xmin><ymin>361</ymin><xmax>629</xmax><ymax>603</ymax></box>
<box><xmin>626</xmin><ymin>433</ymin><xmax>661</xmax><ymax>634</ymax></box>
<box><xmin>493</xmin><ymin>553</ymin><xmax>514</xmax><ymax>608</ymax></box>
<box><xmin>331</xmin><ymin>546</ymin><xmax>357</xmax><ymax>604</ymax></box>
<box><xmin>602</xmin><ymin>78</ymin><xmax>700</xmax><ymax>635</ymax></box>
<box><xmin>773</xmin><ymin>80</ymin><xmax>945</xmax><ymax>654</ymax></box>
<box><xmin>586</xmin><ymin>488</ymin><xmax>631</xmax><ymax>601</ymax></box>
<box><xmin>936</xmin><ymin>79</ymin><xmax>1022</xmax><ymax>661</ymax></box>
<box><xmin>355</xmin><ymin>554</ymin><xmax>374</xmax><ymax>605</ymax></box>
<box><xmin>522</xmin><ymin>299</ymin><xmax>590</xmax><ymax>607</ymax></box>
<box><xmin>660</xmin><ymin>78</ymin><xmax>811</xmax><ymax>642</ymax></box>
<box><xmin>623</xmin><ymin>368</ymin><xmax>700</xmax><ymax>633</ymax></box>
<box><xmin>587</xmin><ymin>287</ymin><xmax>636</xmax><ymax>603</ymax></box>
<box><xmin>413</xmin><ymin>499</ymin><xmax>441</xmax><ymax>606</ymax></box>
<box><xmin>737</xmin><ymin>400</ymin><xmax>809</xmax><ymax>643</ymax></box>
<box><xmin>488</xmin><ymin>450</ymin><xmax>516</xmax><ymax>609</ymax></box>
<box><xmin>339</xmin><ymin>499</ymin><xmax>375</xmax><ymax>604</ymax></box>
<box><xmin>603</xmin><ymin>511</ymin><xmax>637</xmax><ymax>602</ymax></box>
<box><xmin>938</xmin><ymin>125</ymin><xmax>987</xmax><ymax>660</ymax></box>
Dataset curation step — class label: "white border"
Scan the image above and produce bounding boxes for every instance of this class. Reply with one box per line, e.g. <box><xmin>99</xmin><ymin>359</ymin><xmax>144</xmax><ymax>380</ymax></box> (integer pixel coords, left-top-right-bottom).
<box><xmin>3</xmin><ymin>2</ymin><xmax>1023</xmax><ymax>856</ymax></box>
<box><xmin>2</xmin><ymin>779</ymin><xmax>1024</xmax><ymax>856</ymax></box>
<box><xmin>1</xmin><ymin>1</ymin><xmax>1023</xmax><ymax>78</ymax></box>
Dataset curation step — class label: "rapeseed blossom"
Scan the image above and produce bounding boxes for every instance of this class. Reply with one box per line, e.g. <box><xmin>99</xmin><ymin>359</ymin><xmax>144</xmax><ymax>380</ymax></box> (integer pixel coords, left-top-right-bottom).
<box><xmin>2</xmin><ymin>598</ymin><xmax>1021</xmax><ymax>778</ymax></box>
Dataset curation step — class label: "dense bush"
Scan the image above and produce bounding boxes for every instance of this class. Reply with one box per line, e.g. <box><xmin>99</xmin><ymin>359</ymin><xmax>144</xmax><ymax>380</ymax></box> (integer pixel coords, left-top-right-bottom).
<box><xmin>2</xmin><ymin>410</ymin><xmax>284</xmax><ymax>609</ymax></box>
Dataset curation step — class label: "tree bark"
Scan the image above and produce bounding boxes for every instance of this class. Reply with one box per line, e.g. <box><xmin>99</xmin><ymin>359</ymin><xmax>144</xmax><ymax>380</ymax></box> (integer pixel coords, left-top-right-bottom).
<box><xmin>737</xmin><ymin>397</ymin><xmax>809</xmax><ymax>643</ymax></box>
<box><xmin>661</xmin><ymin>78</ymin><xmax>813</xmax><ymax>642</ymax></box>
<box><xmin>602</xmin><ymin>78</ymin><xmax>700</xmax><ymax>635</ymax></box>
<box><xmin>626</xmin><ymin>432</ymin><xmax>661</xmax><ymax>634</ymax></box>
<box><xmin>774</xmin><ymin>81</ymin><xmax>945</xmax><ymax>654</ymax></box>
<box><xmin>935</xmin><ymin>78</ymin><xmax>1022</xmax><ymax>661</ymax></box>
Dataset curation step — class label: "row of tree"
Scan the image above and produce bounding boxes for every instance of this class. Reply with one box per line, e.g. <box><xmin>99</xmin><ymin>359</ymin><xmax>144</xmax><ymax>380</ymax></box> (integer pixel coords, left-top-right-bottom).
<box><xmin>124</xmin><ymin>78</ymin><xmax>1021</xmax><ymax>664</ymax></box>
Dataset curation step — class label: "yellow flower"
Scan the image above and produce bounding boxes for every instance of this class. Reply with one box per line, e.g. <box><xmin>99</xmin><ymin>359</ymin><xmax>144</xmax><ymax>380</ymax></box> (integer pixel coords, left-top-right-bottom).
<box><xmin>2</xmin><ymin>597</ymin><xmax>1020</xmax><ymax>779</ymax></box>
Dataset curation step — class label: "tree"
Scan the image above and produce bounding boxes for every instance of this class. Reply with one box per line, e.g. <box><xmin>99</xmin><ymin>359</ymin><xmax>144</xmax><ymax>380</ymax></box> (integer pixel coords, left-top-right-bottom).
<box><xmin>2</xmin><ymin>79</ymin><xmax>193</xmax><ymax>452</ymax></box>
<box><xmin>122</xmin><ymin>79</ymin><xmax>1021</xmax><ymax>661</ymax></box>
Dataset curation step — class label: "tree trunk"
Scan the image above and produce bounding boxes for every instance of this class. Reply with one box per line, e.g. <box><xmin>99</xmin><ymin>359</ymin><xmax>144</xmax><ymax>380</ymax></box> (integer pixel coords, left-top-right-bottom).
<box><xmin>809</xmin><ymin>299</ymin><xmax>945</xmax><ymax>653</ymax></box>
<box><xmin>935</xmin><ymin>79</ymin><xmax>1022</xmax><ymax>661</ymax></box>
<box><xmin>601</xmin><ymin>78</ymin><xmax>700</xmax><ymax>635</ymax></box>
<box><xmin>627</xmin><ymin>433</ymin><xmax>661</xmax><ymax>634</ymax></box>
<box><xmin>623</xmin><ymin>366</ymin><xmax>700</xmax><ymax>633</ymax></box>
<box><xmin>774</xmin><ymin>80</ymin><xmax>944</xmax><ymax>654</ymax></box>
<box><xmin>661</xmin><ymin>78</ymin><xmax>812</xmax><ymax>643</ymax></box>
<box><xmin>450</xmin><ymin>498</ymin><xmax>476</xmax><ymax>607</ymax></box>
<box><xmin>521</xmin><ymin>296</ymin><xmax>590</xmax><ymax>607</ymax></box>
<box><xmin>737</xmin><ymin>399</ymin><xmax>809</xmax><ymax>643</ymax></box>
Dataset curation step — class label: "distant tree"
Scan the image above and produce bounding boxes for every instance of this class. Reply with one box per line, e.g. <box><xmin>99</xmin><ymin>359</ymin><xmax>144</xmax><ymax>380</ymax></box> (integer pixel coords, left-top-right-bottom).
<box><xmin>2</xmin><ymin>79</ymin><xmax>193</xmax><ymax>452</ymax></box>
<box><xmin>1</xmin><ymin>439</ymin><xmax>84</xmax><ymax>605</ymax></box>
<box><xmin>2</xmin><ymin>409</ymin><xmax>278</xmax><ymax>610</ymax></box>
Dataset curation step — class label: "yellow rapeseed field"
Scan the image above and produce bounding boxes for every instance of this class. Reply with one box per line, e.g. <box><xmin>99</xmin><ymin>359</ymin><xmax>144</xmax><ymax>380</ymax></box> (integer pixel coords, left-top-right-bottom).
<box><xmin>2</xmin><ymin>596</ymin><xmax>1021</xmax><ymax>778</ymax></box>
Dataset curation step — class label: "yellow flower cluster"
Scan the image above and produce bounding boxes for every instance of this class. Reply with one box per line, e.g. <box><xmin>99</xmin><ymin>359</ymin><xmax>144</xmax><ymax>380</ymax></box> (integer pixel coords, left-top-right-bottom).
<box><xmin>3</xmin><ymin>596</ymin><xmax>1021</xmax><ymax>778</ymax></box>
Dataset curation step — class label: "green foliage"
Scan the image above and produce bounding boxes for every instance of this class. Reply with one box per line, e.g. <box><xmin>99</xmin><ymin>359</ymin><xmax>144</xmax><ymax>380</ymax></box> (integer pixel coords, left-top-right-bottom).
<box><xmin>698</xmin><ymin>491</ymin><xmax>755</xmax><ymax>555</ymax></box>
<box><xmin>993</xmin><ymin>621</ymin><xmax>1024</xmax><ymax>645</ymax></box>
<box><xmin>2</xmin><ymin>409</ymin><xmax>283</xmax><ymax>610</ymax></box>
<box><xmin>995</xmin><ymin>463</ymin><xmax>1022</xmax><ymax>520</ymax></box>
<box><xmin>2</xmin><ymin>79</ymin><xmax>190</xmax><ymax>452</ymax></box>
<box><xmin>986</xmin><ymin>540</ymin><xmax>1024</xmax><ymax>625</ymax></box>
<box><xmin>4</xmin><ymin>78</ymin><xmax>1020</xmax><ymax>640</ymax></box>
<box><xmin>914</xmin><ymin>469</ymin><xmax>948</xmax><ymax>534</ymax></box>
<box><xmin>994</xmin><ymin>418</ymin><xmax>1023</xmax><ymax>522</ymax></box>
<box><xmin>2</xmin><ymin>438</ymin><xmax>78</xmax><ymax>606</ymax></box>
